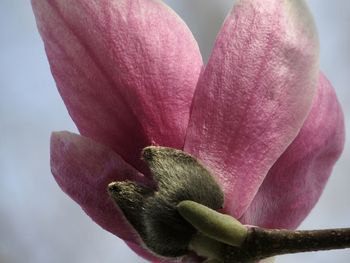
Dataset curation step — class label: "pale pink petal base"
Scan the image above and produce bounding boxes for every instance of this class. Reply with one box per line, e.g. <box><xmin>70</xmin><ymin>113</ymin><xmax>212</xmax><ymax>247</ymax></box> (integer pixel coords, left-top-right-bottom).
<box><xmin>126</xmin><ymin>242</ymin><xmax>179</xmax><ymax>263</ymax></box>
<box><xmin>185</xmin><ymin>0</ymin><xmax>319</xmax><ymax>218</ymax></box>
<box><xmin>51</xmin><ymin>131</ymin><xmax>151</xmax><ymax>243</ymax></box>
<box><xmin>181</xmin><ymin>252</ymin><xmax>204</xmax><ymax>263</ymax></box>
<box><xmin>240</xmin><ymin>73</ymin><xmax>345</xmax><ymax>229</ymax></box>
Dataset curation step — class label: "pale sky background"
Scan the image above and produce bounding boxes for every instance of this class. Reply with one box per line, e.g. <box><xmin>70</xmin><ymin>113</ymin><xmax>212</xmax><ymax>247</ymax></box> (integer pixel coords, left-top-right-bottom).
<box><xmin>0</xmin><ymin>1</ymin><xmax>349</xmax><ymax>262</ymax></box>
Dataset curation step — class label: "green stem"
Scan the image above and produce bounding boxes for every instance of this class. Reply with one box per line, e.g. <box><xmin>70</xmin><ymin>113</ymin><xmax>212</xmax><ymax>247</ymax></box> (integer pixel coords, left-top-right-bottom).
<box><xmin>178</xmin><ymin>201</ymin><xmax>248</xmax><ymax>246</ymax></box>
<box><xmin>178</xmin><ymin>200</ymin><xmax>350</xmax><ymax>262</ymax></box>
<box><xmin>189</xmin><ymin>232</ymin><xmax>225</xmax><ymax>260</ymax></box>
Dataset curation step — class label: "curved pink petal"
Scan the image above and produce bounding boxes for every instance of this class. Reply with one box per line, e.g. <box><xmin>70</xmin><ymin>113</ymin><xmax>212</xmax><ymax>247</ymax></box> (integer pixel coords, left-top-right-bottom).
<box><xmin>185</xmin><ymin>0</ymin><xmax>319</xmax><ymax>218</ymax></box>
<box><xmin>240</xmin><ymin>73</ymin><xmax>345</xmax><ymax>229</ymax></box>
<box><xmin>32</xmin><ymin>0</ymin><xmax>203</xmax><ymax>171</ymax></box>
<box><xmin>50</xmin><ymin>131</ymin><xmax>152</xmax><ymax>243</ymax></box>
<box><xmin>181</xmin><ymin>253</ymin><xmax>204</xmax><ymax>263</ymax></box>
<box><xmin>126</xmin><ymin>242</ymin><xmax>179</xmax><ymax>263</ymax></box>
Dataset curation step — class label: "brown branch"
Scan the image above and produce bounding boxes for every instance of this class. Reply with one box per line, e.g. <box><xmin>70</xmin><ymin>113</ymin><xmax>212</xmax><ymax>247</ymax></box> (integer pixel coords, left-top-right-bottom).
<box><xmin>224</xmin><ymin>227</ymin><xmax>350</xmax><ymax>262</ymax></box>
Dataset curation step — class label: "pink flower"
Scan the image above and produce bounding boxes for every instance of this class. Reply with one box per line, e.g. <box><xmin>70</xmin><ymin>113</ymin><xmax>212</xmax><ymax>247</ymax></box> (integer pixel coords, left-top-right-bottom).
<box><xmin>32</xmin><ymin>0</ymin><xmax>344</xmax><ymax>262</ymax></box>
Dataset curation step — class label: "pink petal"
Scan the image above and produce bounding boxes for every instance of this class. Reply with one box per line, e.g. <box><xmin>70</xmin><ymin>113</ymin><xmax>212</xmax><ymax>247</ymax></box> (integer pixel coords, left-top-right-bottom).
<box><xmin>126</xmin><ymin>242</ymin><xmax>179</xmax><ymax>263</ymax></box>
<box><xmin>32</xmin><ymin>0</ymin><xmax>202</xmax><ymax>171</ymax></box>
<box><xmin>50</xmin><ymin>131</ymin><xmax>151</xmax><ymax>243</ymax></box>
<box><xmin>181</xmin><ymin>252</ymin><xmax>204</xmax><ymax>263</ymax></box>
<box><xmin>240</xmin><ymin>73</ymin><xmax>345</xmax><ymax>229</ymax></box>
<box><xmin>185</xmin><ymin>0</ymin><xmax>319</xmax><ymax>218</ymax></box>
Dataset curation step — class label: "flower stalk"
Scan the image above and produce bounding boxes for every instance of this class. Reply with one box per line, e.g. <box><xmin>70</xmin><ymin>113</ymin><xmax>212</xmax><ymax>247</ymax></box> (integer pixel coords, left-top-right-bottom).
<box><xmin>179</xmin><ymin>201</ymin><xmax>350</xmax><ymax>262</ymax></box>
<box><xmin>178</xmin><ymin>201</ymin><xmax>248</xmax><ymax>247</ymax></box>
<box><xmin>224</xmin><ymin>227</ymin><xmax>350</xmax><ymax>262</ymax></box>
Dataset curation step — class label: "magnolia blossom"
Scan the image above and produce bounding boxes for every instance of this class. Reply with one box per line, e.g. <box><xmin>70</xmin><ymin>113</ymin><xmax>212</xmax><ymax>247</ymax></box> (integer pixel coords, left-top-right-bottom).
<box><xmin>32</xmin><ymin>0</ymin><xmax>344</xmax><ymax>262</ymax></box>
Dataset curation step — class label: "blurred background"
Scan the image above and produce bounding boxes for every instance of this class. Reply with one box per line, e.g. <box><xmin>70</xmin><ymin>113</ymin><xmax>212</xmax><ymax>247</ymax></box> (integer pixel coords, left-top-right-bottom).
<box><xmin>0</xmin><ymin>0</ymin><xmax>349</xmax><ymax>262</ymax></box>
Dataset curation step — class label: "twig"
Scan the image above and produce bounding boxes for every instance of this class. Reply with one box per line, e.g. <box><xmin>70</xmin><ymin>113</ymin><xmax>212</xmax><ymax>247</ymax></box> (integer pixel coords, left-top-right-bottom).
<box><xmin>224</xmin><ymin>227</ymin><xmax>350</xmax><ymax>262</ymax></box>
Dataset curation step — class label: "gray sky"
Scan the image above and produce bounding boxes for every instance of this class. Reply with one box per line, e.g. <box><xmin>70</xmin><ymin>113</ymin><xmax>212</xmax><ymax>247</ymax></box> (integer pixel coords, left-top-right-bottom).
<box><xmin>1</xmin><ymin>1</ymin><xmax>349</xmax><ymax>262</ymax></box>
